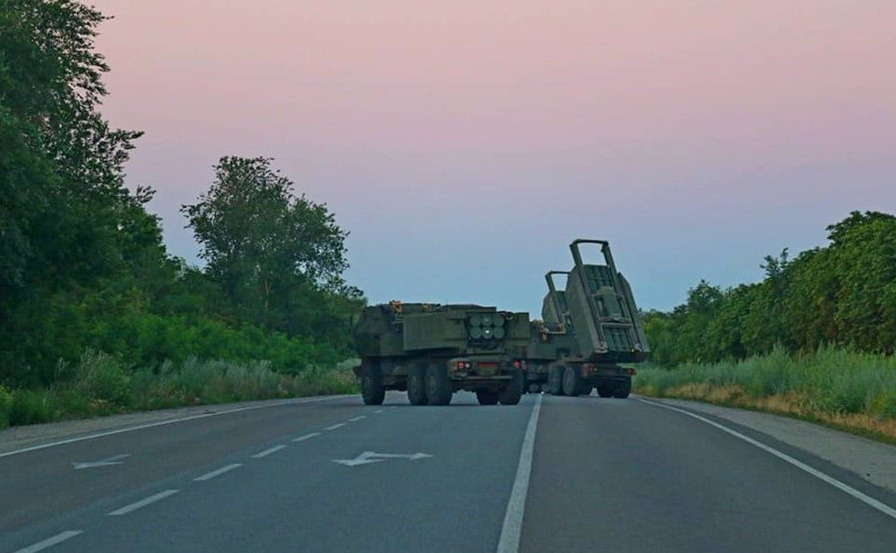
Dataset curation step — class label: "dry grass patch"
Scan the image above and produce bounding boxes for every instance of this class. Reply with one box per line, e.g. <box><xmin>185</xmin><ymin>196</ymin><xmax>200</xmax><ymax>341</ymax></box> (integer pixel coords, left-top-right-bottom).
<box><xmin>651</xmin><ymin>383</ymin><xmax>896</xmax><ymax>443</ymax></box>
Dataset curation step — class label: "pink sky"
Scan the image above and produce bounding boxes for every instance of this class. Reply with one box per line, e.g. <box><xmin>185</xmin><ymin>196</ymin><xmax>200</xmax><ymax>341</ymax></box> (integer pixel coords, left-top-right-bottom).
<box><xmin>91</xmin><ymin>0</ymin><xmax>896</xmax><ymax>311</ymax></box>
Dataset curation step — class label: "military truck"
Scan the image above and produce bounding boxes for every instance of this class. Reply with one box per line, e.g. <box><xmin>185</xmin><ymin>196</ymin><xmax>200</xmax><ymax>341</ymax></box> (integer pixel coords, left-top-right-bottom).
<box><xmin>524</xmin><ymin>239</ymin><xmax>648</xmax><ymax>398</ymax></box>
<box><xmin>353</xmin><ymin>302</ymin><xmax>530</xmax><ymax>406</ymax></box>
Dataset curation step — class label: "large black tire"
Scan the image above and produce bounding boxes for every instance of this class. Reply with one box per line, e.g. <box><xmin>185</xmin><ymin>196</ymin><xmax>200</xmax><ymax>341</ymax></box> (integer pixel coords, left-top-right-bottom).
<box><xmin>425</xmin><ymin>364</ymin><xmax>453</xmax><ymax>406</ymax></box>
<box><xmin>407</xmin><ymin>365</ymin><xmax>428</xmax><ymax>405</ymax></box>
<box><xmin>548</xmin><ymin>366</ymin><xmax>565</xmax><ymax>395</ymax></box>
<box><xmin>498</xmin><ymin>370</ymin><xmax>523</xmax><ymax>405</ymax></box>
<box><xmin>562</xmin><ymin>366</ymin><xmax>584</xmax><ymax>396</ymax></box>
<box><xmin>613</xmin><ymin>378</ymin><xmax>632</xmax><ymax>399</ymax></box>
<box><xmin>596</xmin><ymin>384</ymin><xmax>614</xmax><ymax>398</ymax></box>
<box><xmin>360</xmin><ymin>362</ymin><xmax>386</xmax><ymax>405</ymax></box>
<box><xmin>476</xmin><ymin>390</ymin><xmax>499</xmax><ymax>405</ymax></box>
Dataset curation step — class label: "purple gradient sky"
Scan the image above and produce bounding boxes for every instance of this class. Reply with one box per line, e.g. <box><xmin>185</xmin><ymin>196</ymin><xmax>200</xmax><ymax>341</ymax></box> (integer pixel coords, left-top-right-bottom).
<box><xmin>91</xmin><ymin>0</ymin><xmax>895</xmax><ymax>312</ymax></box>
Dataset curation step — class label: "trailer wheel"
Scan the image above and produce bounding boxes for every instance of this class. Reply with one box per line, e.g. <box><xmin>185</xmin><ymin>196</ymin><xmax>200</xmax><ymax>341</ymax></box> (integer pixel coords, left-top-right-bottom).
<box><xmin>596</xmin><ymin>385</ymin><xmax>614</xmax><ymax>398</ymax></box>
<box><xmin>548</xmin><ymin>366</ymin><xmax>565</xmax><ymax>395</ymax></box>
<box><xmin>407</xmin><ymin>365</ymin><xmax>428</xmax><ymax>405</ymax></box>
<box><xmin>612</xmin><ymin>378</ymin><xmax>632</xmax><ymax>399</ymax></box>
<box><xmin>476</xmin><ymin>390</ymin><xmax>499</xmax><ymax>405</ymax></box>
<box><xmin>498</xmin><ymin>370</ymin><xmax>523</xmax><ymax>405</ymax></box>
<box><xmin>562</xmin><ymin>366</ymin><xmax>584</xmax><ymax>396</ymax></box>
<box><xmin>425</xmin><ymin>364</ymin><xmax>453</xmax><ymax>406</ymax></box>
<box><xmin>360</xmin><ymin>362</ymin><xmax>385</xmax><ymax>405</ymax></box>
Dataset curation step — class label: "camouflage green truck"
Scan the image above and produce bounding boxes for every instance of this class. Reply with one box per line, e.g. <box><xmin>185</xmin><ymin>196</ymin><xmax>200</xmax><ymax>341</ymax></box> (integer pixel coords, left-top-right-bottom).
<box><xmin>353</xmin><ymin>302</ymin><xmax>530</xmax><ymax>406</ymax></box>
<box><xmin>524</xmin><ymin>239</ymin><xmax>649</xmax><ymax>398</ymax></box>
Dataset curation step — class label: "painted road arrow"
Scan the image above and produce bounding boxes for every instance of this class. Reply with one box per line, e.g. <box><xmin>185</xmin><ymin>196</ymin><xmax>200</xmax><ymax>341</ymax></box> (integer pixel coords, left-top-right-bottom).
<box><xmin>333</xmin><ymin>451</ymin><xmax>433</xmax><ymax>467</ymax></box>
<box><xmin>72</xmin><ymin>453</ymin><xmax>130</xmax><ymax>470</ymax></box>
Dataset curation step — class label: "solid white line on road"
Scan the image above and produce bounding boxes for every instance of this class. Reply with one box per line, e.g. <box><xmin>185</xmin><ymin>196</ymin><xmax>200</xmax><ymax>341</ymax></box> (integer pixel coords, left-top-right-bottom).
<box><xmin>347</xmin><ymin>416</ymin><xmax>365</xmax><ymax>422</ymax></box>
<box><xmin>638</xmin><ymin>398</ymin><xmax>896</xmax><ymax>521</ymax></box>
<box><xmin>325</xmin><ymin>423</ymin><xmax>346</xmax><ymax>431</ymax></box>
<box><xmin>252</xmin><ymin>445</ymin><xmax>287</xmax><ymax>459</ymax></box>
<box><xmin>293</xmin><ymin>432</ymin><xmax>321</xmax><ymax>442</ymax></box>
<box><xmin>13</xmin><ymin>531</ymin><xmax>83</xmax><ymax>553</ymax></box>
<box><xmin>194</xmin><ymin>463</ymin><xmax>242</xmax><ymax>481</ymax></box>
<box><xmin>0</xmin><ymin>396</ymin><xmax>345</xmax><ymax>459</ymax></box>
<box><xmin>108</xmin><ymin>489</ymin><xmax>180</xmax><ymax>516</ymax></box>
<box><xmin>374</xmin><ymin>409</ymin><xmax>384</xmax><ymax>414</ymax></box>
<box><xmin>496</xmin><ymin>394</ymin><xmax>543</xmax><ymax>553</ymax></box>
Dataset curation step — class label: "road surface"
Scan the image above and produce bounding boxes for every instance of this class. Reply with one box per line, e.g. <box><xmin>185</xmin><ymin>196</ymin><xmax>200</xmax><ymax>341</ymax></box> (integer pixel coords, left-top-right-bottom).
<box><xmin>2</xmin><ymin>393</ymin><xmax>896</xmax><ymax>552</ymax></box>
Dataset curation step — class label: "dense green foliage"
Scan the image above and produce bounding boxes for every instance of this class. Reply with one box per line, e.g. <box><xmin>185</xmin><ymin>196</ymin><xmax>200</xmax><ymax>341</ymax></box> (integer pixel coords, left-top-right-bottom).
<box><xmin>643</xmin><ymin>211</ymin><xmax>896</xmax><ymax>366</ymax></box>
<box><xmin>0</xmin><ymin>0</ymin><xmax>363</xmax><ymax>416</ymax></box>
<box><xmin>635</xmin><ymin>347</ymin><xmax>896</xmax><ymax>419</ymax></box>
<box><xmin>0</xmin><ymin>352</ymin><xmax>359</xmax><ymax>428</ymax></box>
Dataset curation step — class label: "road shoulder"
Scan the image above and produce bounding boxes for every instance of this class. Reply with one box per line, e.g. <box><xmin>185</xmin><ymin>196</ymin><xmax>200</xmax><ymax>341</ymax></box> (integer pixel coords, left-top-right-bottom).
<box><xmin>0</xmin><ymin>396</ymin><xmax>347</xmax><ymax>455</ymax></box>
<box><xmin>640</xmin><ymin>396</ymin><xmax>896</xmax><ymax>495</ymax></box>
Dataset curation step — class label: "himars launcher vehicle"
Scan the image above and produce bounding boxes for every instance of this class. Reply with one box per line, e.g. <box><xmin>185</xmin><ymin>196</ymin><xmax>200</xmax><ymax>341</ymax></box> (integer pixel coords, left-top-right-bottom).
<box><xmin>353</xmin><ymin>303</ymin><xmax>530</xmax><ymax>406</ymax></box>
<box><xmin>524</xmin><ymin>239</ymin><xmax>649</xmax><ymax>398</ymax></box>
<box><xmin>352</xmin><ymin>239</ymin><xmax>647</xmax><ymax>405</ymax></box>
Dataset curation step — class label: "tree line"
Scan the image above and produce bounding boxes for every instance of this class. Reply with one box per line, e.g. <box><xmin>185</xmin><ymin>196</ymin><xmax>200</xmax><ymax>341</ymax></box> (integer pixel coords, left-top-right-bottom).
<box><xmin>0</xmin><ymin>0</ymin><xmax>364</xmax><ymax>389</ymax></box>
<box><xmin>643</xmin><ymin>211</ymin><xmax>896</xmax><ymax>366</ymax></box>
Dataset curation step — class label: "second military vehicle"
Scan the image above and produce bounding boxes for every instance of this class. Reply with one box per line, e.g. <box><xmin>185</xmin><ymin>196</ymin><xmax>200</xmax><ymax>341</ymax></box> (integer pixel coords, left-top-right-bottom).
<box><xmin>524</xmin><ymin>239</ymin><xmax>649</xmax><ymax>398</ymax></box>
<box><xmin>354</xmin><ymin>302</ymin><xmax>530</xmax><ymax>406</ymax></box>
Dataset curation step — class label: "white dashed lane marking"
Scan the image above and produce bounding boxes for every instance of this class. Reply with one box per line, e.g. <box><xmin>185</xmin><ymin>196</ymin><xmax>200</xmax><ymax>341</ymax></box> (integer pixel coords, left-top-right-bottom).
<box><xmin>347</xmin><ymin>416</ymin><xmax>365</xmax><ymax>422</ymax></box>
<box><xmin>108</xmin><ymin>489</ymin><xmax>180</xmax><ymax>516</ymax></box>
<box><xmin>252</xmin><ymin>445</ymin><xmax>287</xmax><ymax>459</ymax></box>
<box><xmin>194</xmin><ymin>463</ymin><xmax>242</xmax><ymax>481</ymax></box>
<box><xmin>325</xmin><ymin>423</ymin><xmax>346</xmax><ymax>431</ymax></box>
<box><xmin>293</xmin><ymin>432</ymin><xmax>321</xmax><ymax>442</ymax></box>
<box><xmin>13</xmin><ymin>530</ymin><xmax>82</xmax><ymax>553</ymax></box>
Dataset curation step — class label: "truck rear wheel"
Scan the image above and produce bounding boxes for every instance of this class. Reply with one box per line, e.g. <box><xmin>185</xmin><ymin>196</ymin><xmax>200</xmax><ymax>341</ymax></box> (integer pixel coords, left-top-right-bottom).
<box><xmin>498</xmin><ymin>370</ymin><xmax>523</xmax><ymax>405</ymax></box>
<box><xmin>596</xmin><ymin>384</ymin><xmax>614</xmax><ymax>398</ymax></box>
<box><xmin>476</xmin><ymin>390</ymin><xmax>499</xmax><ymax>405</ymax></box>
<box><xmin>360</xmin><ymin>362</ymin><xmax>385</xmax><ymax>405</ymax></box>
<box><xmin>613</xmin><ymin>378</ymin><xmax>631</xmax><ymax>399</ymax></box>
<box><xmin>425</xmin><ymin>364</ymin><xmax>453</xmax><ymax>406</ymax></box>
<box><xmin>407</xmin><ymin>366</ymin><xmax>428</xmax><ymax>405</ymax></box>
<box><xmin>562</xmin><ymin>366</ymin><xmax>584</xmax><ymax>396</ymax></box>
<box><xmin>548</xmin><ymin>366</ymin><xmax>564</xmax><ymax>395</ymax></box>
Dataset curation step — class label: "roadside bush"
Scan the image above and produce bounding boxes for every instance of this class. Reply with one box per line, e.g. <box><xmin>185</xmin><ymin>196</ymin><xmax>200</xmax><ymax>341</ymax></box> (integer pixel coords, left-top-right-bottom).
<box><xmin>8</xmin><ymin>389</ymin><xmax>54</xmax><ymax>426</ymax></box>
<box><xmin>0</xmin><ymin>385</ymin><xmax>12</xmax><ymax>429</ymax></box>
<box><xmin>67</xmin><ymin>351</ymin><xmax>133</xmax><ymax>409</ymax></box>
<box><xmin>634</xmin><ymin>346</ymin><xmax>896</xmax><ymax>421</ymax></box>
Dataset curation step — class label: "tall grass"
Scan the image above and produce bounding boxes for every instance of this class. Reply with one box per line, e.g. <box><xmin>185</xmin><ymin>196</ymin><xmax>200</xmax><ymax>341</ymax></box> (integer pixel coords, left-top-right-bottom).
<box><xmin>634</xmin><ymin>346</ymin><xmax>896</xmax><ymax>438</ymax></box>
<box><xmin>0</xmin><ymin>351</ymin><xmax>358</xmax><ymax>429</ymax></box>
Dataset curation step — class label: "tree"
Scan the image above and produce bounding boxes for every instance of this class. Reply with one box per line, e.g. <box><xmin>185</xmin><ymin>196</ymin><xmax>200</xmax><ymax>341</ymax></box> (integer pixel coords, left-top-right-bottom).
<box><xmin>182</xmin><ymin>157</ymin><xmax>350</xmax><ymax>329</ymax></box>
<box><xmin>0</xmin><ymin>0</ymin><xmax>167</xmax><ymax>384</ymax></box>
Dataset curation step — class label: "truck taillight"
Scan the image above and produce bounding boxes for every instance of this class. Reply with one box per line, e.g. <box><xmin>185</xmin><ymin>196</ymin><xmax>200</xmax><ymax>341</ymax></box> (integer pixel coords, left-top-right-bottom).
<box><xmin>457</xmin><ymin>362</ymin><xmax>465</xmax><ymax>369</ymax></box>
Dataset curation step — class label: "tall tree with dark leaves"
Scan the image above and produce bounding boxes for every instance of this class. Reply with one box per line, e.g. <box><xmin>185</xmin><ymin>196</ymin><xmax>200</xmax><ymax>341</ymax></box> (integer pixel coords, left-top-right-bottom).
<box><xmin>0</xmin><ymin>0</ymin><xmax>165</xmax><ymax>383</ymax></box>
<box><xmin>183</xmin><ymin>156</ymin><xmax>351</xmax><ymax>331</ymax></box>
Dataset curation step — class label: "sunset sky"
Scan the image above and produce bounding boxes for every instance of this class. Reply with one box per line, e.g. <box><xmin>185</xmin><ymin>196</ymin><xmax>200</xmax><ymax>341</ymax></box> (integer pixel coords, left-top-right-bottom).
<box><xmin>90</xmin><ymin>0</ymin><xmax>896</xmax><ymax>312</ymax></box>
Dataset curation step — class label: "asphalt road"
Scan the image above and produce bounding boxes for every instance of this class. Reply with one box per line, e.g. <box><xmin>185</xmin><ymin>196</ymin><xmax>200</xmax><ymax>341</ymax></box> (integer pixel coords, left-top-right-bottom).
<box><xmin>2</xmin><ymin>393</ymin><xmax>896</xmax><ymax>553</ymax></box>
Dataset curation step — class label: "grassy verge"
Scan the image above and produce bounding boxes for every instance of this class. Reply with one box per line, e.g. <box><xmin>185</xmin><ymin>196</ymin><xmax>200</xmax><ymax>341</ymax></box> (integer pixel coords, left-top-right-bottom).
<box><xmin>0</xmin><ymin>351</ymin><xmax>359</xmax><ymax>429</ymax></box>
<box><xmin>633</xmin><ymin>346</ymin><xmax>896</xmax><ymax>444</ymax></box>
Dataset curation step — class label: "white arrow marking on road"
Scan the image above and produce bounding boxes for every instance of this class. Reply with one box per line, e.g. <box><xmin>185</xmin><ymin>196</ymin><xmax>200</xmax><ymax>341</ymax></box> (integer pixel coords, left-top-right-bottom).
<box><xmin>333</xmin><ymin>451</ymin><xmax>433</xmax><ymax>467</ymax></box>
<box><xmin>72</xmin><ymin>454</ymin><xmax>130</xmax><ymax>470</ymax></box>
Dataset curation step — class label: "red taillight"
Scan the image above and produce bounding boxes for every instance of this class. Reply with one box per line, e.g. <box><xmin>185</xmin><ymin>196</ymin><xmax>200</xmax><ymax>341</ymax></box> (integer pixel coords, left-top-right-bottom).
<box><xmin>512</xmin><ymin>360</ymin><xmax>520</xmax><ymax>369</ymax></box>
<box><xmin>457</xmin><ymin>361</ymin><xmax>465</xmax><ymax>369</ymax></box>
